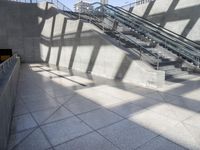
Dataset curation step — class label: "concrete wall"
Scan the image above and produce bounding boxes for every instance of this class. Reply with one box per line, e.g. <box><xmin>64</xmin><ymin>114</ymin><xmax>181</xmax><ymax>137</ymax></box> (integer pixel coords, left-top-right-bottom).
<box><xmin>0</xmin><ymin>1</ymin><xmax>164</xmax><ymax>88</ymax></box>
<box><xmin>0</xmin><ymin>1</ymin><xmax>57</xmax><ymax>62</ymax></box>
<box><xmin>40</xmin><ymin>17</ymin><xmax>164</xmax><ymax>87</ymax></box>
<box><xmin>0</xmin><ymin>58</ymin><xmax>20</xmax><ymax>150</ymax></box>
<box><xmin>132</xmin><ymin>0</ymin><xmax>200</xmax><ymax>43</ymax></box>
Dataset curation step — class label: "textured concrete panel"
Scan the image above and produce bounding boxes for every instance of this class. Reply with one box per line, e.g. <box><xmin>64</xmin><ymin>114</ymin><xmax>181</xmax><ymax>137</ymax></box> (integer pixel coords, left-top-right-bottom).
<box><xmin>132</xmin><ymin>0</ymin><xmax>200</xmax><ymax>42</ymax></box>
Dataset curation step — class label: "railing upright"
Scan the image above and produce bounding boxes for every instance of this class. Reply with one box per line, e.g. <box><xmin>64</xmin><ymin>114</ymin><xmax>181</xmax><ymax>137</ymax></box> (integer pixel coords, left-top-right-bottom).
<box><xmin>0</xmin><ymin>54</ymin><xmax>18</xmax><ymax>76</ymax></box>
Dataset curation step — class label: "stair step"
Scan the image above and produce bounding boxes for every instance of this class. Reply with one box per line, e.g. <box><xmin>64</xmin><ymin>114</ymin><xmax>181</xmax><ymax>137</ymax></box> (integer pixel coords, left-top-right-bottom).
<box><xmin>165</xmin><ymin>70</ymin><xmax>188</xmax><ymax>79</ymax></box>
<box><xmin>159</xmin><ymin>61</ymin><xmax>180</xmax><ymax>66</ymax></box>
<box><xmin>159</xmin><ymin>65</ymin><xmax>176</xmax><ymax>71</ymax></box>
<box><xmin>165</xmin><ymin>68</ymin><xmax>182</xmax><ymax>74</ymax></box>
<box><xmin>165</xmin><ymin>71</ymin><xmax>189</xmax><ymax>80</ymax></box>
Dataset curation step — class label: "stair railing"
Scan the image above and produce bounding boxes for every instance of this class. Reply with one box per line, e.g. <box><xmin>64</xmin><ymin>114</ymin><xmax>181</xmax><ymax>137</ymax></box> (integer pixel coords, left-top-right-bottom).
<box><xmin>88</xmin><ymin>9</ymin><xmax>161</xmax><ymax>69</ymax></box>
<box><xmin>90</xmin><ymin>2</ymin><xmax>200</xmax><ymax>67</ymax></box>
<box><xmin>0</xmin><ymin>54</ymin><xmax>18</xmax><ymax>76</ymax></box>
<box><xmin>121</xmin><ymin>0</ymin><xmax>155</xmax><ymax>10</ymax></box>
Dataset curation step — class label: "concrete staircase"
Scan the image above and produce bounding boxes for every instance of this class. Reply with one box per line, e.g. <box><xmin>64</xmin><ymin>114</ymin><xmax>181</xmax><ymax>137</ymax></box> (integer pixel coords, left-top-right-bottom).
<box><xmin>90</xmin><ymin>17</ymin><xmax>193</xmax><ymax>81</ymax></box>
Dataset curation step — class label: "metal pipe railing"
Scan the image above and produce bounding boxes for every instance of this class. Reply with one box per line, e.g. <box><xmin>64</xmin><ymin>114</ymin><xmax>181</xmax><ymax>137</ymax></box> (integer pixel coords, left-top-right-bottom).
<box><xmin>0</xmin><ymin>54</ymin><xmax>18</xmax><ymax>76</ymax></box>
<box><xmin>90</xmin><ymin>2</ymin><xmax>200</xmax><ymax>68</ymax></box>
<box><xmin>88</xmin><ymin>10</ymin><xmax>160</xmax><ymax>68</ymax></box>
<box><xmin>121</xmin><ymin>0</ymin><xmax>155</xmax><ymax>10</ymax></box>
<box><xmin>103</xmin><ymin>3</ymin><xmax>199</xmax><ymax>63</ymax></box>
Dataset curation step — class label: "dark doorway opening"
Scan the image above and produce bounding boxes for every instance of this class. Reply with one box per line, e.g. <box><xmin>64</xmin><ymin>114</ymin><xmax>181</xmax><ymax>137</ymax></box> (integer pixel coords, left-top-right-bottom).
<box><xmin>0</xmin><ymin>49</ymin><xmax>12</xmax><ymax>63</ymax></box>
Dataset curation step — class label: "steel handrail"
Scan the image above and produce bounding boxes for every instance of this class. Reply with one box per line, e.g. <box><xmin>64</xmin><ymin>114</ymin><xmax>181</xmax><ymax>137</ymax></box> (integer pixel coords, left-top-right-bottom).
<box><xmin>106</xmin><ymin>4</ymin><xmax>200</xmax><ymax>51</ymax></box>
<box><xmin>90</xmin><ymin>2</ymin><xmax>200</xmax><ymax>66</ymax></box>
<box><xmin>121</xmin><ymin>0</ymin><xmax>155</xmax><ymax>9</ymax></box>
<box><xmin>0</xmin><ymin>54</ymin><xmax>18</xmax><ymax>75</ymax></box>
<box><xmin>89</xmin><ymin>10</ymin><xmax>159</xmax><ymax>64</ymax></box>
<box><xmin>92</xmin><ymin>2</ymin><xmax>200</xmax><ymax>50</ymax></box>
<box><xmin>116</xmin><ymin>6</ymin><xmax>200</xmax><ymax>50</ymax></box>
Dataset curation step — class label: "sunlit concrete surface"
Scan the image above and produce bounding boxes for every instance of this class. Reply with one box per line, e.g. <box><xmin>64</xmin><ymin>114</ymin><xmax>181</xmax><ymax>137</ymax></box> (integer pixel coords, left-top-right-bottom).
<box><xmin>9</xmin><ymin>64</ymin><xmax>200</xmax><ymax>150</ymax></box>
<box><xmin>131</xmin><ymin>0</ymin><xmax>200</xmax><ymax>43</ymax></box>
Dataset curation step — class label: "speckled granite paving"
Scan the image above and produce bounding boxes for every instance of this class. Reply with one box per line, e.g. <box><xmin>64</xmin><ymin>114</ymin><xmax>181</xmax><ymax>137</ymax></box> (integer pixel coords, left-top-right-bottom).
<box><xmin>8</xmin><ymin>64</ymin><xmax>200</xmax><ymax>150</ymax></box>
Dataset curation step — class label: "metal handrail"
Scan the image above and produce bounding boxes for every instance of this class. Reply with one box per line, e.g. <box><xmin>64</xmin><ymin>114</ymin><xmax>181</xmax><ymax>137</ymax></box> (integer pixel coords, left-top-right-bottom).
<box><xmin>88</xmin><ymin>10</ymin><xmax>160</xmax><ymax>68</ymax></box>
<box><xmin>121</xmin><ymin>0</ymin><xmax>155</xmax><ymax>10</ymax></box>
<box><xmin>92</xmin><ymin>2</ymin><xmax>200</xmax><ymax>50</ymax></box>
<box><xmin>117</xmin><ymin>6</ymin><xmax>200</xmax><ymax>50</ymax></box>
<box><xmin>90</xmin><ymin>2</ymin><xmax>200</xmax><ymax>67</ymax></box>
<box><xmin>0</xmin><ymin>54</ymin><xmax>18</xmax><ymax>76</ymax></box>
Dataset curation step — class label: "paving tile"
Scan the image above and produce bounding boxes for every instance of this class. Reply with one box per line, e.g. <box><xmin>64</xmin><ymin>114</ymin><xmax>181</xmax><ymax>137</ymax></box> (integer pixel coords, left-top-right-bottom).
<box><xmin>39</xmin><ymin>66</ymin><xmax>52</xmax><ymax>70</ymax></box>
<box><xmin>39</xmin><ymin>82</ymin><xmax>66</xmax><ymax>92</ymax></box>
<box><xmin>109</xmin><ymin>102</ymin><xmax>144</xmax><ymax>118</ymax></box>
<box><xmin>13</xmin><ymin>101</ymin><xmax>29</xmax><ymax>116</ymax></box>
<box><xmin>50</xmin><ymin>70</ymin><xmax>69</xmax><ymax>76</ymax></box>
<box><xmin>13</xmin><ymin>128</ymin><xmax>51</xmax><ymax>150</ymax></box>
<box><xmin>30</xmin><ymin>67</ymin><xmax>44</xmax><ymax>72</ymax></box>
<box><xmin>98</xmin><ymin>120</ymin><xmax>157</xmax><ymax>150</ymax></box>
<box><xmin>129</xmin><ymin>109</ymin><xmax>179</xmax><ymax>135</ymax></box>
<box><xmin>55</xmin><ymin>95</ymin><xmax>75</xmax><ymax>105</ymax></box>
<box><xmin>181</xmin><ymin>87</ymin><xmax>200</xmax><ymax>102</ymax></box>
<box><xmin>146</xmin><ymin>103</ymin><xmax>195</xmax><ymax>121</ymax></box>
<box><xmin>137</xmin><ymin>136</ymin><xmax>186</xmax><ymax>150</ymax></box>
<box><xmin>22</xmin><ymin>93</ymin><xmax>54</xmax><ymax>103</ymax></box>
<box><xmin>93</xmin><ymin>85</ymin><xmax>143</xmax><ymax>102</ymax></box>
<box><xmin>76</xmin><ymin>88</ymin><xmax>124</xmax><ymax>107</ymax></box>
<box><xmin>183</xmin><ymin>124</ymin><xmax>200</xmax><ymax>147</ymax></box>
<box><xmin>24</xmin><ymin>98</ymin><xmax>60</xmax><ymax>112</ymax></box>
<box><xmin>129</xmin><ymin>86</ymin><xmax>156</xmax><ymax>95</ymax></box>
<box><xmin>11</xmin><ymin>114</ymin><xmax>37</xmax><ymax>133</ymax></box>
<box><xmin>54</xmin><ymin>132</ymin><xmax>119</xmax><ymax>150</ymax></box>
<box><xmin>145</xmin><ymin>92</ymin><xmax>181</xmax><ymax>102</ymax></box>
<box><xmin>131</xmin><ymin>96</ymin><xmax>161</xmax><ymax>109</ymax></box>
<box><xmin>50</xmin><ymin>78</ymin><xmax>80</xmax><ymax>89</ymax></box>
<box><xmin>64</xmin><ymin>95</ymin><xmax>101</xmax><ymax>115</ymax></box>
<box><xmin>29</xmin><ymin>64</ymin><xmax>44</xmax><ymax>67</ymax></box>
<box><xmin>166</xmin><ymin>81</ymin><xmax>200</xmax><ymax>97</ymax></box>
<box><xmin>105</xmin><ymin>80</ymin><xmax>138</xmax><ymax>90</ymax></box>
<box><xmin>169</xmin><ymin>96</ymin><xmax>200</xmax><ymax>112</ymax></box>
<box><xmin>8</xmin><ymin>128</ymin><xmax>35</xmax><ymax>150</ymax></box>
<box><xmin>14</xmin><ymin>65</ymin><xmax>200</xmax><ymax>150</ymax></box>
<box><xmin>183</xmin><ymin>113</ymin><xmax>200</xmax><ymax>128</ymax></box>
<box><xmin>66</xmin><ymin>76</ymin><xmax>94</xmax><ymax>85</ymax></box>
<box><xmin>19</xmin><ymin>89</ymin><xmax>46</xmax><ymax>98</ymax></box>
<box><xmin>41</xmin><ymin>117</ymin><xmax>92</xmax><ymax>146</ymax></box>
<box><xmin>44</xmin><ymin>107</ymin><xmax>74</xmax><ymax>124</ymax></box>
<box><xmin>161</xmin><ymin>123</ymin><xmax>200</xmax><ymax>150</ymax></box>
<box><xmin>32</xmin><ymin>107</ymin><xmax>59</xmax><ymax>125</ymax></box>
<box><xmin>46</xmin><ymin>148</ymin><xmax>54</xmax><ymax>150</ymax></box>
<box><xmin>46</xmin><ymin>87</ymin><xmax>75</xmax><ymax>98</ymax></box>
<box><xmin>78</xmin><ymin>108</ymin><xmax>123</xmax><ymax>130</ymax></box>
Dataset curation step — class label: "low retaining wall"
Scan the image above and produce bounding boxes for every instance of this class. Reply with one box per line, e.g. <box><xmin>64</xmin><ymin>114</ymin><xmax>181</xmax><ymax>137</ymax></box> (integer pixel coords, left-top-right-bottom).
<box><xmin>0</xmin><ymin>58</ymin><xmax>20</xmax><ymax>150</ymax></box>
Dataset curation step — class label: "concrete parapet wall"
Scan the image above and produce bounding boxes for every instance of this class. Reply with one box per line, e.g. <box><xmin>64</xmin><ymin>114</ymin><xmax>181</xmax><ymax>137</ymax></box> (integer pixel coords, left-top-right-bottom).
<box><xmin>0</xmin><ymin>58</ymin><xmax>20</xmax><ymax>150</ymax></box>
<box><xmin>132</xmin><ymin>0</ymin><xmax>200</xmax><ymax>43</ymax></box>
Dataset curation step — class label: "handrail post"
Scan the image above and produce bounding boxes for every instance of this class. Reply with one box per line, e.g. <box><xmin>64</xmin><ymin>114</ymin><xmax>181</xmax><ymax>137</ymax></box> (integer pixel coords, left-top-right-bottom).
<box><xmin>118</xmin><ymin>34</ymin><xmax>121</xmax><ymax>46</ymax></box>
<box><xmin>3</xmin><ymin>64</ymin><xmax>5</xmax><ymax>73</ymax></box>
<box><xmin>157</xmin><ymin>54</ymin><xmax>159</xmax><ymax>70</ymax></box>
<box><xmin>139</xmin><ymin>46</ymin><xmax>142</xmax><ymax>59</ymax></box>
